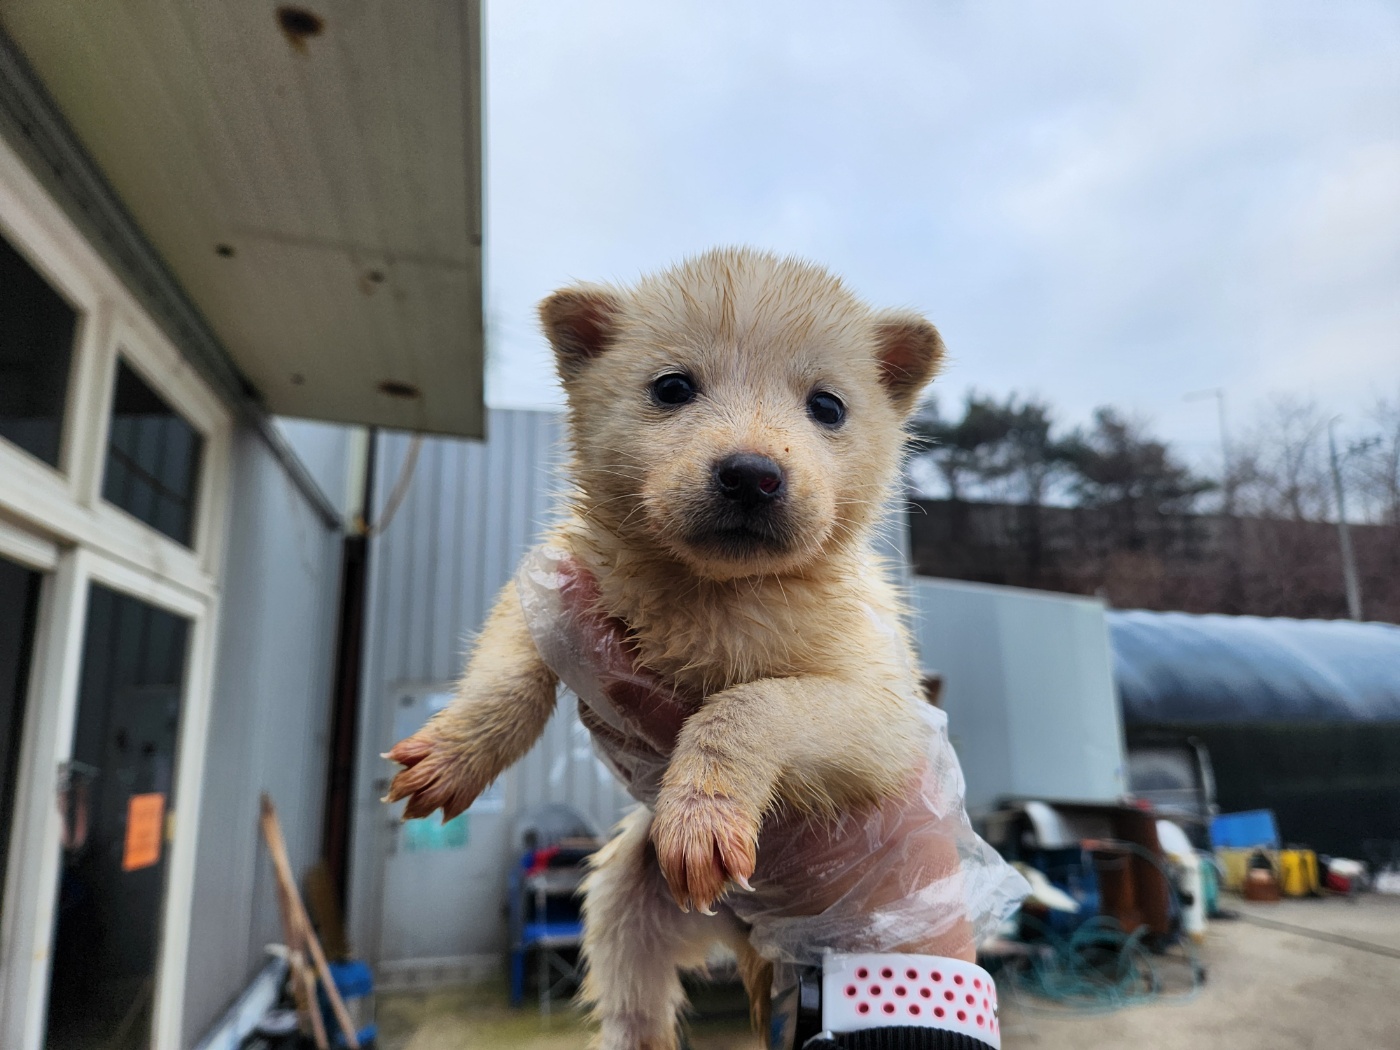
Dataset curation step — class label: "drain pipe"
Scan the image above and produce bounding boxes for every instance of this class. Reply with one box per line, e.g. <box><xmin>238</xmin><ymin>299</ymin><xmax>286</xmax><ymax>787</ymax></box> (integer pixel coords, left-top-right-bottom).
<box><xmin>320</xmin><ymin>427</ymin><xmax>377</xmax><ymax>919</ymax></box>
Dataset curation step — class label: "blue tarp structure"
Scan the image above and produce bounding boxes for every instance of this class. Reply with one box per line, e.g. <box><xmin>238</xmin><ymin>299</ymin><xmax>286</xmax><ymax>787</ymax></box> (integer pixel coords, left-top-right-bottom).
<box><xmin>1109</xmin><ymin>611</ymin><xmax>1400</xmax><ymax>725</ymax></box>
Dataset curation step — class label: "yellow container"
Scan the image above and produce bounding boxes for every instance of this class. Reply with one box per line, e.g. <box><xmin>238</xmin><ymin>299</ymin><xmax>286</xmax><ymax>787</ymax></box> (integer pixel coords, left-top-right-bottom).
<box><xmin>1217</xmin><ymin>848</ymin><xmax>1259</xmax><ymax>892</ymax></box>
<box><xmin>1278</xmin><ymin>849</ymin><xmax>1319</xmax><ymax>897</ymax></box>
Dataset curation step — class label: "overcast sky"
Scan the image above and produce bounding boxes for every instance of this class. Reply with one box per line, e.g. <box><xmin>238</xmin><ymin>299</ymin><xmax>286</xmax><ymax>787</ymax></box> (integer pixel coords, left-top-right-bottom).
<box><xmin>481</xmin><ymin>1</ymin><xmax>1400</xmax><ymax>473</ymax></box>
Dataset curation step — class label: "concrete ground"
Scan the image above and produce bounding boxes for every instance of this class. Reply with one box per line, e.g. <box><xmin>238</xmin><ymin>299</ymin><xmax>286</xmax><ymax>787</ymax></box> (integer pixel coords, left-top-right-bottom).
<box><xmin>377</xmin><ymin>977</ymin><xmax>757</xmax><ymax>1050</ymax></box>
<box><xmin>997</xmin><ymin>895</ymin><xmax>1400</xmax><ymax>1049</ymax></box>
<box><xmin>379</xmin><ymin>894</ymin><xmax>1400</xmax><ymax>1050</ymax></box>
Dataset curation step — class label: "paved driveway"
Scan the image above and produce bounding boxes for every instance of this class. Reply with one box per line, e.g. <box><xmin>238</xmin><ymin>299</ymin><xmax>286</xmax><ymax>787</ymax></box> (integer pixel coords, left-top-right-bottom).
<box><xmin>380</xmin><ymin>895</ymin><xmax>1400</xmax><ymax>1050</ymax></box>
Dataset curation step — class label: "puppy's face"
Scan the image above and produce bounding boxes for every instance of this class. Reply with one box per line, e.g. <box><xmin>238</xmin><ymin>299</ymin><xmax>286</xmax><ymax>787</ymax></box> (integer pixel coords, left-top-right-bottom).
<box><xmin>544</xmin><ymin>250</ymin><xmax>944</xmax><ymax>580</ymax></box>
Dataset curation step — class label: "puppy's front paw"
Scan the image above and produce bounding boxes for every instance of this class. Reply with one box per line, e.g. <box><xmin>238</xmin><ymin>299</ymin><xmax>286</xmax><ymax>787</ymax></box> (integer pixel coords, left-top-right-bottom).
<box><xmin>650</xmin><ymin>789</ymin><xmax>758</xmax><ymax>914</ymax></box>
<box><xmin>383</xmin><ymin>731</ymin><xmax>490</xmax><ymax>821</ymax></box>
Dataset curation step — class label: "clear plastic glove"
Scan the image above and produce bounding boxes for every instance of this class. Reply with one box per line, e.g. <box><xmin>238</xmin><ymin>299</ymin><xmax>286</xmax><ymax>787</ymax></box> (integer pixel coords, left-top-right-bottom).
<box><xmin>518</xmin><ymin>543</ymin><xmax>1028</xmax><ymax>966</ymax></box>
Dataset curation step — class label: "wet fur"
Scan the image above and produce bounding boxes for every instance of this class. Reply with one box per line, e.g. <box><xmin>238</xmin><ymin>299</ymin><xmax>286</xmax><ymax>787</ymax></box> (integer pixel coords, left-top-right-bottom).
<box><xmin>387</xmin><ymin>248</ymin><xmax>946</xmax><ymax>1049</ymax></box>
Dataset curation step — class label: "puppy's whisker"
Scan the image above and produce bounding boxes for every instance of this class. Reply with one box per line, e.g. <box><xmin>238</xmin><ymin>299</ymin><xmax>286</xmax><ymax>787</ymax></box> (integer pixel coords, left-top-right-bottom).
<box><xmin>586</xmin><ymin>490</ymin><xmax>647</xmax><ymax>510</ymax></box>
<box><xmin>575</xmin><ymin>468</ymin><xmax>647</xmax><ymax>484</ymax></box>
<box><xmin>614</xmin><ymin>503</ymin><xmax>651</xmax><ymax>533</ymax></box>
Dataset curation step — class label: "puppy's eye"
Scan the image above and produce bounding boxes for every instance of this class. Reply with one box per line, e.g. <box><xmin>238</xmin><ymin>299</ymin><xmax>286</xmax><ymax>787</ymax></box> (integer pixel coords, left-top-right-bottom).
<box><xmin>808</xmin><ymin>391</ymin><xmax>845</xmax><ymax>428</ymax></box>
<box><xmin>651</xmin><ymin>372</ymin><xmax>698</xmax><ymax>406</ymax></box>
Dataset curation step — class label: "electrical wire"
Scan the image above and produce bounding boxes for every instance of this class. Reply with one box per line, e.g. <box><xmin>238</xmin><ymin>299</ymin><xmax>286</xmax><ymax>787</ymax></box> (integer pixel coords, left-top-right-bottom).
<box><xmin>363</xmin><ymin>435</ymin><xmax>423</xmax><ymax>538</ymax></box>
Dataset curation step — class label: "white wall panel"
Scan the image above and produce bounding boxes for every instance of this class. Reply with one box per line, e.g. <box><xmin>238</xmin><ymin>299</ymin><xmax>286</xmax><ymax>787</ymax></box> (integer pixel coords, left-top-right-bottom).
<box><xmin>182</xmin><ymin>425</ymin><xmax>347</xmax><ymax>1045</ymax></box>
<box><xmin>910</xmin><ymin>575</ymin><xmax>1126</xmax><ymax>817</ymax></box>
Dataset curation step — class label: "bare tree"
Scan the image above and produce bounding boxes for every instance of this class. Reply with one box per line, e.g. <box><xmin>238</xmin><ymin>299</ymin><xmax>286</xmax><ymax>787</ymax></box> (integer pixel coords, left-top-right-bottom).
<box><xmin>1358</xmin><ymin>393</ymin><xmax>1400</xmax><ymax>526</ymax></box>
<box><xmin>903</xmin><ymin>387</ymin><xmax>1400</xmax><ymax>623</ymax></box>
<box><xmin>1234</xmin><ymin>396</ymin><xmax>1333</xmax><ymax>521</ymax></box>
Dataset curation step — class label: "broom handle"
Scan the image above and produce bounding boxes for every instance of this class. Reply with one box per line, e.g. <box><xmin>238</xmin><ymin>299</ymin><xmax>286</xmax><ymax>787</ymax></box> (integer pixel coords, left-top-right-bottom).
<box><xmin>293</xmin><ymin>947</ymin><xmax>329</xmax><ymax>1050</ymax></box>
<box><xmin>261</xmin><ymin>795</ymin><xmax>362</xmax><ymax>1048</ymax></box>
<box><xmin>302</xmin><ymin>902</ymin><xmax>362</xmax><ymax>1047</ymax></box>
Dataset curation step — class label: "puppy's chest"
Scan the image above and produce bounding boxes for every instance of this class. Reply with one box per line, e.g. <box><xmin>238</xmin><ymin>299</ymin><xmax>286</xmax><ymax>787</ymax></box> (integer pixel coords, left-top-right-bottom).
<box><xmin>609</xmin><ymin>579</ymin><xmax>871</xmax><ymax>692</ymax></box>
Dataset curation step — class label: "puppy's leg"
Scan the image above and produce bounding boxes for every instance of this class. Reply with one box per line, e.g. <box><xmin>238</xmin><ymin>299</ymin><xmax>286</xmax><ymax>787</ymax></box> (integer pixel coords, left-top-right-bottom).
<box><xmin>385</xmin><ymin>582</ymin><xmax>558</xmax><ymax>818</ymax></box>
<box><xmin>733</xmin><ymin>937</ymin><xmax>774</xmax><ymax>1037</ymax></box>
<box><xmin>582</xmin><ymin>808</ymin><xmax>759</xmax><ymax>1050</ymax></box>
<box><xmin>651</xmin><ymin>674</ymin><xmax>924</xmax><ymax>912</ymax></box>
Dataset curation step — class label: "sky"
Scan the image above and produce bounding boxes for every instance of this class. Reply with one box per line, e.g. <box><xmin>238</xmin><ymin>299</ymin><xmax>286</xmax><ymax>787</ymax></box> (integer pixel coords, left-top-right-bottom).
<box><xmin>480</xmin><ymin>1</ymin><xmax>1400</xmax><ymax>476</ymax></box>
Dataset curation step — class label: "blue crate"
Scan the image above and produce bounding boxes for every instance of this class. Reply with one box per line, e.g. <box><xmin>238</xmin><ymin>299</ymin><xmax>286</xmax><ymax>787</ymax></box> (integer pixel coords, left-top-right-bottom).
<box><xmin>317</xmin><ymin>959</ymin><xmax>377</xmax><ymax>1049</ymax></box>
<box><xmin>1211</xmin><ymin>810</ymin><xmax>1279</xmax><ymax>850</ymax></box>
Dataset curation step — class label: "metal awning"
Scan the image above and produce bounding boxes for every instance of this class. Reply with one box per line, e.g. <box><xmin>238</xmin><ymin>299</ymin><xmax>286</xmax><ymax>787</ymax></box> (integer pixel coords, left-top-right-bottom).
<box><xmin>0</xmin><ymin>2</ymin><xmax>484</xmax><ymax>439</ymax></box>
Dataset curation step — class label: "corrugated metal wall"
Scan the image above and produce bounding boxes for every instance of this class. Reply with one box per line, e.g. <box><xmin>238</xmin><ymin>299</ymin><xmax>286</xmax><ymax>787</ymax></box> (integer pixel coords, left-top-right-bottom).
<box><xmin>182</xmin><ymin>425</ymin><xmax>349</xmax><ymax>1046</ymax></box>
<box><xmin>347</xmin><ymin>409</ymin><xmax>632</xmax><ymax>977</ymax></box>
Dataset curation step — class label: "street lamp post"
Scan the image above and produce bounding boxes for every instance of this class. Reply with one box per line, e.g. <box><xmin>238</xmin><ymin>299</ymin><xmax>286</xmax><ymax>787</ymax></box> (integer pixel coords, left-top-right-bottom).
<box><xmin>1327</xmin><ymin>417</ymin><xmax>1363</xmax><ymax>621</ymax></box>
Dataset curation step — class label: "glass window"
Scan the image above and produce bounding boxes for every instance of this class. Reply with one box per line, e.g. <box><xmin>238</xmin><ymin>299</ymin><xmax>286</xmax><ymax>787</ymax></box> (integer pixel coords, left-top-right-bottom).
<box><xmin>0</xmin><ymin>230</ymin><xmax>79</xmax><ymax>468</ymax></box>
<box><xmin>44</xmin><ymin>584</ymin><xmax>190</xmax><ymax>1050</ymax></box>
<box><xmin>102</xmin><ymin>360</ymin><xmax>204</xmax><ymax>547</ymax></box>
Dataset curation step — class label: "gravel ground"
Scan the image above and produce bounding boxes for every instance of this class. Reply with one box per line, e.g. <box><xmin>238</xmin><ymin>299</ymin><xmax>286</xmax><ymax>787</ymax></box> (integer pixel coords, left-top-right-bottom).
<box><xmin>379</xmin><ymin>894</ymin><xmax>1400</xmax><ymax>1050</ymax></box>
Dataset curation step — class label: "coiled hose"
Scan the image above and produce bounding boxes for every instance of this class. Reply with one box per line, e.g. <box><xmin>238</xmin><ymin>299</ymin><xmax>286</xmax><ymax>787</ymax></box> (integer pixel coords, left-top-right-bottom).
<box><xmin>1004</xmin><ymin>838</ymin><xmax>1205</xmax><ymax>1013</ymax></box>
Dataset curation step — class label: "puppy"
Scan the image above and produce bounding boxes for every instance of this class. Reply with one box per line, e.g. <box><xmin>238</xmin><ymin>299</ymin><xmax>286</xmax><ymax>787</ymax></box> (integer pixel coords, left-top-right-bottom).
<box><xmin>386</xmin><ymin>248</ymin><xmax>952</xmax><ymax>1049</ymax></box>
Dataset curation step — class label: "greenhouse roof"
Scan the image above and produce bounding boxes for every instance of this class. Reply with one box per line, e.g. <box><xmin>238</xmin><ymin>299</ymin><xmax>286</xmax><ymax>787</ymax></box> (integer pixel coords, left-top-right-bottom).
<box><xmin>1110</xmin><ymin>610</ymin><xmax>1400</xmax><ymax>724</ymax></box>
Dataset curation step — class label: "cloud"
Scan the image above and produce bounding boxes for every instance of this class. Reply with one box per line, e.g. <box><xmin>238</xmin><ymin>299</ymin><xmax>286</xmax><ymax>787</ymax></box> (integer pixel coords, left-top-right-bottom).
<box><xmin>482</xmin><ymin>0</ymin><xmax>1400</xmax><ymax>461</ymax></box>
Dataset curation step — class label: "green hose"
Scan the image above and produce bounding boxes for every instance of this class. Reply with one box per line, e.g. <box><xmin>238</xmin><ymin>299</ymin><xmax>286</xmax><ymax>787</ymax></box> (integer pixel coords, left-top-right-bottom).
<box><xmin>1004</xmin><ymin>838</ymin><xmax>1205</xmax><ymax>1014</ymax></box>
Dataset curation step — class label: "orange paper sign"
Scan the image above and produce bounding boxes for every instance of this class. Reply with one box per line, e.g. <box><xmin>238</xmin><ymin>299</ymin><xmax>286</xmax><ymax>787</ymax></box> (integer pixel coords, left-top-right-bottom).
<box><xmin>122</xmin><ymin>793</ymin><xmax>166</xmax><ymax>872</ymax></box>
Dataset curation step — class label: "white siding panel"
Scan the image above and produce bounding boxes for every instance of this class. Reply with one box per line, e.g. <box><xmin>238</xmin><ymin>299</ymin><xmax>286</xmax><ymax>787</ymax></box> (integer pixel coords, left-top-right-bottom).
<box><xmin>910</xmin><ymin>575</ymin><xmax>1127</xmax><ymax>817</ymax></box>
<box><xmin>183</xmin><ymin>425</ymin><xmax>346</xmax><ymax>1045</ymax></box>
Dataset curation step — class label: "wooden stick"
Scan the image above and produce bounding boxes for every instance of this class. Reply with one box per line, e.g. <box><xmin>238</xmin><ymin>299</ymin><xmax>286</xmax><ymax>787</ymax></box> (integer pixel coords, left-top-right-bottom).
<box><xmin>284</xmin><ymin>949</ymin><xmax>319</xmax><ymax>1048</ymax></box>
<box><xmin>301</xmin><ymin>902</ymin><xmax>361</xmax><ymax>1047</ymax></box>
<box><xmin>261</xmin><ymin>794</ymin><xmax>361</xmax><ymax>1049</ymax></box>
<box><xmin>291</xmin><ymin>947</ymin><xmax>329</xmax><ymax>1050</ymax></box>
<box><xmin>263</xmin><ymin>805</ymin><xmax>316</xmax><ymax>1036</ymax></box>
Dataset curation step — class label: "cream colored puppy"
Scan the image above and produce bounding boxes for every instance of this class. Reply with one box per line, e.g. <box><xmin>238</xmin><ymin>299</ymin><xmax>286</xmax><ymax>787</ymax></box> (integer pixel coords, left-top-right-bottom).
<box><xmin>387</xmin><ymin>248</ymin><xmax>949</xmax><ymax>1049</ymax></box>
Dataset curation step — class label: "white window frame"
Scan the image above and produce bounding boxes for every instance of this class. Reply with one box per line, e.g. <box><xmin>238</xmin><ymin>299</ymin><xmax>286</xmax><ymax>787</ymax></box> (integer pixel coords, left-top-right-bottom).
<box><xmin>0</xmin><ymin>132</ymin><xmax>232</xmax><ymax>1050</ymax></box>
<box><xmin>0</xmin><ymin>516</ymin><xmax>58</xmax><ymax>572</ymax></box>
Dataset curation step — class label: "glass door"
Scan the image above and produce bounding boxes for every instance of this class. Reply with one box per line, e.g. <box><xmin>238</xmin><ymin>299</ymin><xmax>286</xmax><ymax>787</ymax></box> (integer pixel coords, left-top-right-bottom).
<box><xmin>0</xmin><ymin>555</ymin><xmax>43</xmax><ymax>921</ymax></box>
<box><xmin>43</xmin><ymin>584</ymin><xmax>190</xmax><ymax>1050</ymax></box>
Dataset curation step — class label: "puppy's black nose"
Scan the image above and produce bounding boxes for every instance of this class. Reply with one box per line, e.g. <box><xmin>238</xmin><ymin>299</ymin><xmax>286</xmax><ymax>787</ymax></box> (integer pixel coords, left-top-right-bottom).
<box><xmin>714</xmin><ymin>453</ymin><xmax>785</xmax><ymax>505</ymax></box>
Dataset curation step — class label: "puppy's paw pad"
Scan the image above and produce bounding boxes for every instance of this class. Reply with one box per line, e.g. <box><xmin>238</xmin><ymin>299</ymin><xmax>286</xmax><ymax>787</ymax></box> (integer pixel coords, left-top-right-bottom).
<box><xmin>650</xmin><ymin>790</ymin><xmax>758</xmax><ymax>914</ymax></box>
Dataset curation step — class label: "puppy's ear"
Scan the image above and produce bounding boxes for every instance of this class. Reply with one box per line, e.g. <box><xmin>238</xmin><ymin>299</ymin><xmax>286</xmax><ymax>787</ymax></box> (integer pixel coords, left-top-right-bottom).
<box><xmin>872</xmin><ymin>312</ymin><xmax>945</xmax><ymax>414</ymax></box>
<box><xmin>540</xmin><ymin>285</ymin><xmax>624</xmax><ymax>380</ymax></box>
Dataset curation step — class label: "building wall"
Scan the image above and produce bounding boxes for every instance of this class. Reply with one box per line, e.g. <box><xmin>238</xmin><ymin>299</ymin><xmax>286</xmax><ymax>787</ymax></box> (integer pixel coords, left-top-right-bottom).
<box><xmin>910</xmin><ymin>576</ymin><xmax>1126</xmax><ymax>816</ymax></box>
<box><xmin>348</xmin><ymin>409</ymin><xmax>633</xmax><ymax>979</ymax></box>
<box><xmin>182</xmin><ymin>424</ymin><xmax>349</xmax><ymax>1046</ymax></box>
<box><xmin>273</xmin><ymin>418</ymin><xmax>353</xmax><ymax>514</ymax></box>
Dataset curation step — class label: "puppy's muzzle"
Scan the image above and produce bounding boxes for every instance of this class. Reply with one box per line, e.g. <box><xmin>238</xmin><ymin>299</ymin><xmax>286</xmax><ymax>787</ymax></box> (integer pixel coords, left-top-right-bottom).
<box><xmin>680</xmin><ymin>453</ymin><xmax>794</xmax><ymax>559</ymax></box>
<box><xmin>713</xmin><ymin>453</ymin><xmax>785</xmax><ymax>507</ymax></box>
